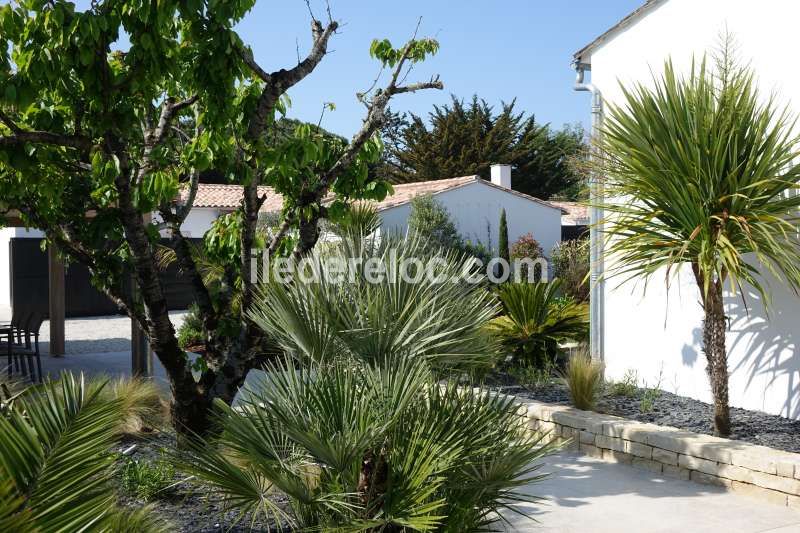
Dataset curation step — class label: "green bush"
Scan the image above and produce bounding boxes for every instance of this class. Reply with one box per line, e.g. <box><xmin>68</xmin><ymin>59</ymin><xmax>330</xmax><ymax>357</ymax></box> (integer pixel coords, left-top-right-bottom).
<box><xmin>120</xmin><ymin>452</ymin><xmax>176</xmax><ymax>502</ymax></box>
<box><xmin>249</xmin><ymin>234</ymin><xmax>501</xmax><ymax>374</ymax></box>
<box><xmin>551</xmin><ymin>239</ymin><xmax>589</xmax><ymax>302</ymax></box>
<box><xmin>487</xmin><ymin>280</ymin><xmax>589</xmax><ymax>370</ymax></box>
<box><xmin>408</xmin><ymin>194</ymin><xmax>464</xmax><ymax>251</ymax></box>
<box><xmin>183</xmin><ymin>356</ymin><xmax>558</xmax><ymax>531</ymax></box>
<box><xmin>510</xmin><ymin>233</ymin><xmax>544</xmax><ymax>282</ymax></box>
<box><xmin>177</xmin><ymin>303</ymin><xmax>205</xmax><ymax>350</ymax></box>
<box><xmin>561</xmin><ymin>352</ymin><xmax>604</xmax><ymax>411</ymax></box>
<box><xmin>607</xmin><ymin>369</ymin><xmax>639</xmax><ymax>398</ymax></box>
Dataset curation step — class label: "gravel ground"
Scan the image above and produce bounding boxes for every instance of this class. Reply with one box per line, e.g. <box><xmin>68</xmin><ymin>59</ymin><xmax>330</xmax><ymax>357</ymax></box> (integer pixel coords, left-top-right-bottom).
<box><xmin>114</xmin><ymin>432</ymin><xmax>288</xmax><ymax>532</ymax></box>
<box><xmin>0</xmin><ymin>307</ymin><xmax>187</xmax><ymax>355</ymax></box>
<box><xmin>491</xmin><ymin>377</ymin><xmax>800</xmax><ymax>454</ymax></box>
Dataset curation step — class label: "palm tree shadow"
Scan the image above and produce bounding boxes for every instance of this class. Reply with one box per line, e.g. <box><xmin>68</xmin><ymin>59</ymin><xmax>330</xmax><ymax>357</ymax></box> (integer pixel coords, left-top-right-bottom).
<box><xmin>726</xmin><ymin>285</ymin><xmax>800</xmax><ymax>419</ymax></box>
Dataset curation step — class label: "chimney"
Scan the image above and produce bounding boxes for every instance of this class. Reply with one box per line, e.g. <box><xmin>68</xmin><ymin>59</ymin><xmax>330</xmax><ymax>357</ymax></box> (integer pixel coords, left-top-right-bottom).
<box><xmin>490</xmin><ymin>164</ymin><xmax>511</xmax><ymax>189</ymax></box>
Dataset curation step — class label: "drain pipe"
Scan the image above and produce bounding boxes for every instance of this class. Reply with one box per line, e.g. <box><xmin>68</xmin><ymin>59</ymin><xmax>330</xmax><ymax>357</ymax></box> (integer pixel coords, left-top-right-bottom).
<box><xmin>573</xmin><ymin>62</ymin><xmax>604</xmax><ymax>363</ymax></box>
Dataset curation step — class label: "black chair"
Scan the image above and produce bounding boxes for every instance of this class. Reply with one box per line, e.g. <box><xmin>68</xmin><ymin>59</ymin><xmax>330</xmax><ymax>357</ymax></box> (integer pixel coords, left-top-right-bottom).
<box><xmin>1</xmin><ymin>306</ymin><xmax>32</xmax><ymax>378</ymax></box>
<box><xmin>2</xmin><ymin>310</ymin><xmax>44</xmax><ymax>383</ymax></box>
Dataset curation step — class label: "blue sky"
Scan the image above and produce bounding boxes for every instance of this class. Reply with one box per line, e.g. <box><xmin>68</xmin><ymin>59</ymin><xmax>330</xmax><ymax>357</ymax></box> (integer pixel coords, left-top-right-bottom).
<box><xmin>53</xmin><ymin>1</ymin><xmax>644</xmax><ymax>136</ymax></box>
<box><xmin>235</xmin><ymin>0</ymin><xmax>643</xmax><ymax>137</ymax></box>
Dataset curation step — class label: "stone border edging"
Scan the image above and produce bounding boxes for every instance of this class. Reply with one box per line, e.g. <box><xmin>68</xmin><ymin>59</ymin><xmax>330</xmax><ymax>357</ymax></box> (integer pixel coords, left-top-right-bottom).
<box><xmin>520</xmin><ymin>398</ymin><xmax>800</xmax><ymax>507</ymax></box>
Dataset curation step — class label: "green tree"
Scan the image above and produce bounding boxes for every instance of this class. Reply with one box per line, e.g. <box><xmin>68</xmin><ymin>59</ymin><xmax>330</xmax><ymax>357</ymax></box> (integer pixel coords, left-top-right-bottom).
<box><xmin>498</xmin><ymin>208</ymin><xmax>509</xmax><ymax>263</ymax></box>
<box><xmin>0</xmin><ymin>1</ymin><xmax>442</xmax><ymax>435</ymax></box>
<box><xmin>407</xmin><ymin>194</ymin><xmax>464</xmax><ymax>252</ymax></box>
<box><xmin>599</xmin><ymin>52</ymin><xmax>800</xmax><ymax>436</ymax></box>
<box><xmin>380</xmin><ymin>95</ymin><xmax>586</xmax><ymax>200</ymax></box>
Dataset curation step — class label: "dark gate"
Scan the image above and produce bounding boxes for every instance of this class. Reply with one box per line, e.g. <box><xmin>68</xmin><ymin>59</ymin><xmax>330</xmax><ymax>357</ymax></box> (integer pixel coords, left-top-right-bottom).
<box><xmin>10</xmin><ymin>238</ymin><xmax>199</xmax><ymax>318</ymax></box>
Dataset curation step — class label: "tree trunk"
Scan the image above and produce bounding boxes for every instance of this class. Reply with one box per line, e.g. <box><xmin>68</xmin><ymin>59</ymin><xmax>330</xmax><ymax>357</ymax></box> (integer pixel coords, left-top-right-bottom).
<box><xmin>703</xmin><ymin>280</ymin><xmax>731</xmax><ymax>437</ymax></box>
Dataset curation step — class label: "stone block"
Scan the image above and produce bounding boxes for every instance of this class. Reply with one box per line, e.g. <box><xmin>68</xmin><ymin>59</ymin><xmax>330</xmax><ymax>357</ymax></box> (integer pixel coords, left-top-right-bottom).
<box><xmin>731</xmin><ymin>481</ymin><xmax>788</xmax><ymax>506</ymax></box>
<box><xmin>579</xmin><ymin>443</ymin><xmax>603</xmax><ymax>459</ymax></box>
<box><xmin>730</xmin><ymin>449</ymin><xmax>778</xmax><ymax>475</ymax></box>
<box><xmin>691</xmin><ymin>471</ymin><xmax>731</xmax><ymax>488</ymax></box>
<box><xmin>626</xmin><ymin>441</ymin><xmax>653</xmax><ymax>459</ymax></box>
<box><xmin>751</xmin><ymin>471</ymin><xmax>800</xmax><ymax>496</ymax></box>
<box><xmin>662</xmin><ymin>465</ymin><xmax>690</xmax><ymax>480</ymax></box>
<box><xmin>679</xmin><ymin>454</ymin><xmax>718</xmax><ymax>476</ymax></box>
<box><xmin>631</xmin><ymin>457</ymin><xmax>662</xmax><ymax>474</ymax></box>
<box><xmin>652</xmin><ymin>448</ymin><xmax>679</xmax><ymax>466</ymax></box>
<box><xmin>595</xmin><ymin>435</ymin><xmax>626</xmax><ymax>453</ymax></box>
<box><xmin>602</xmin><ymin>449</ymin><xmax>633</xmax><ymax>464</ymax></box>
<box><xmin>579</xmin><ymin>430</ymin><xmax>596</xmax><ymax>445</ymax></box>
<box><xmin>715</xmin><ymin>463</ymin><xmax>754</xmax><ymax>484</ymax></box>
<box><xmin>552</xmin><ymin>410</ymin><xmax>592</xmax><ymax>431</ymax></box>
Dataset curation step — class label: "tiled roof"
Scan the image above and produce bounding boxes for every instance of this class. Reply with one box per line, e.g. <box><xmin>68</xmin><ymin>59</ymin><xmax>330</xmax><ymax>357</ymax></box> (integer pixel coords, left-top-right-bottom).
<box><xmin>180</xmin><ymin>184</ymin><xmax>284</xmax><ymax>212</ymax></box>
<box><xmin>550</xmin><ymin>201</ymin><xmax>589</xmax><ymax>225</ymax></box>
<box><xmin>181</xmin><ymin>176</ymin><xmax>560</xmax><ymax>213</ymax></box>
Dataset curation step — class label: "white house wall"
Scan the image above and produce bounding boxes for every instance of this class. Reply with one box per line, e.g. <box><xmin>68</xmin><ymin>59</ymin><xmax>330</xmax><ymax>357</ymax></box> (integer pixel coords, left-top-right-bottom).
<box><xmin>0</xmin><ymin>227</ymin><xmax>46</xmax><ymax>308</ymax></box>
<box><xmin>379</xmin><ymin>181</ymin><xmax>562</xmax><ymax>258</ymax></box>
<box><xmin>588</xmin><ymin>0</ymin><xmax>800</xmax><ymax>418</ymax></box>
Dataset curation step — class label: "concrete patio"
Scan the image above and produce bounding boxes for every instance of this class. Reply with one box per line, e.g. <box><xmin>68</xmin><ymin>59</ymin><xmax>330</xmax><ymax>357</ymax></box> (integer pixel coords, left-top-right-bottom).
<box><xmin>506</xmin><ymin>453</ymin><xmax>800</xmax><ymax>532</ymax></box>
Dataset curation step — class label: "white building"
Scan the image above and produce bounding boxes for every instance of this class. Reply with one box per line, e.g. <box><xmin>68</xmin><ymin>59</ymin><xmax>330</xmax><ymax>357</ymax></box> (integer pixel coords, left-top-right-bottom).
<box><xmin>575</xmin><ymin>0</ymin><xmax>800</xmax><ymax>418</ymax></box>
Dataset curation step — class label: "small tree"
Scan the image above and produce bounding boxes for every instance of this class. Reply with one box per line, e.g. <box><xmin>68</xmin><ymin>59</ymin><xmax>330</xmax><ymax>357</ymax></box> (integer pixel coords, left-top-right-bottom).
<box><xmin>551</xmin><ymin>239</ymin><xmax>589</xmax><ymax>302</ymax></box>
<box><xmin>498</xmin><ymin>209</ymin><xmax>509</xmax><ymax>263</ymax></box>
<box><xmin>599</xmin><ymin>52</ymin><xmax>800</xmax><ymax>436</ymax></box>
<box><xmin>0</xmin><ymin>2</ymin><xmax>442</xmax><ymax>435</ymax></box>
<box><xmin>407</xmin><ymin>194</ymin><xmax>463</xmax><ymax>251</ymax></box>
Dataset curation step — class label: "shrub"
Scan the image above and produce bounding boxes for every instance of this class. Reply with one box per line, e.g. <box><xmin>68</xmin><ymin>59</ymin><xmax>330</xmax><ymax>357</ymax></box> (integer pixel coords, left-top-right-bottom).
<box><xmin>183</xmin><ymin>356</ymin><xmax>558</xmax><ymax>531</ymax></box>
<box><xmin>176</xmin><ymin>303</ymin><xmax>205</xmax><ymax>350</ymax></box>
<box><xmin>551</xmin><ymin>239</ymin><xmax>589</xmax><ymax>302</ymax></box>
<box><xmin>561</xmin><ymin>352</ymin><xmax>604</xmax><ymax>411</ymax></box>
<box><xmin>249</xmin><ymin>234</ymin><xmax>501</xmax><ymax>374</ymax></box>
<box><xmin>607</xmin><ymin>369</ymin><xmax>639</xmax><ymax>398</ymax></box>
<box><xmin>120</xmin><ymin>452</ymin><xmax>176</xmax><ymax>502</ymax></box>
<box><xmin>102</xmin><ymin>376</ymin><xmax>167</xmax><ymax>434</ymax></box>
<box><xmin>487</xmin><ymin>280</ymin><xmax>589</xmax><ymax>370</ymax></box>
<box><xmin>408</xmin><ymin>194</ymin><xmax>463</xmax><ymax>252</ymax></box>
<box><xmin>511</xmin><ymin>233</ymin><xmax>544</xmax><ymax>281</ymax></box>
<box><xmin>0</xmin><ymin>372</ymin><xmax>170</xmax><ymax>532</ymax></box>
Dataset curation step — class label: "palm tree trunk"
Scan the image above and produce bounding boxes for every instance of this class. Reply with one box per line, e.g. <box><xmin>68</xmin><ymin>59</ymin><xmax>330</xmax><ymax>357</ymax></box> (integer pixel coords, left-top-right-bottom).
<box><xmin>703</xmin><ymin>280</ymin><xmax>730</xmax><ymax>436</ymax></box>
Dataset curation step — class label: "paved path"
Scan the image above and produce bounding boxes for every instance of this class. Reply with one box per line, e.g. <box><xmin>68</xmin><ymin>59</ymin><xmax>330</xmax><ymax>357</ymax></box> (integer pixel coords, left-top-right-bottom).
<box><xmin>0</xmin><ymin>306</ymin><xmax>186</xmax><ymax>355</ymax></box>
<box><xmin>504</xmin><ymin>452</ymin><xmax>800</xmax><ymax>532</ymax></box>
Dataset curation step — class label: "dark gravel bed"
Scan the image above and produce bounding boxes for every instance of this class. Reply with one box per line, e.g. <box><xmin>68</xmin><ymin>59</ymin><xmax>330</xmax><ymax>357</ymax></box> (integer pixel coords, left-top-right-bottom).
<box><xmin>113</xmin><ymin>432</ymin><xmax>289</xmax><ymax>532</ymax></box>
<box><xmin>489</xmin><ymin>377</ymin><xmax>800</xmax><ymax>454</ymax></box>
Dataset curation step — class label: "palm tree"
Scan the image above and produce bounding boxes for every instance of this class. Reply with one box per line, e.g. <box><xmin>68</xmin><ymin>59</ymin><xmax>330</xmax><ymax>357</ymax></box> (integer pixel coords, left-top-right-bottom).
<box><xmin>182</xmin><ymin>355</ymin><xmax>557</xmax><ymax>531</ymax></box>
<box><xmin>598</xmin><ymin>51</ymin><xmax>800</xmax><ymax>436</ymax></box>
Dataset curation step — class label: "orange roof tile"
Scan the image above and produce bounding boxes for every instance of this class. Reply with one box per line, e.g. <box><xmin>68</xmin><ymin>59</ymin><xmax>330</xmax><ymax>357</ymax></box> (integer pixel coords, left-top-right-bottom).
<box><xmin>181</xmin><ymin>176</ymin><xmax>560</xmax><ymax>213</ymax></box>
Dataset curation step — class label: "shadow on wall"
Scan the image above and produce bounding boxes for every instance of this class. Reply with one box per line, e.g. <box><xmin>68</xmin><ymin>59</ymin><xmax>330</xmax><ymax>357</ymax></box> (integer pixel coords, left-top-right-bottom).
<box><xmin>681</xmin><ymin>327</ymin><xmax>702</xmax><ymax>367</ymax></box>
<box><xmin>726</xmin><ymin>283</ymin><xmax>800</xmax><ymax>419</ymax></box>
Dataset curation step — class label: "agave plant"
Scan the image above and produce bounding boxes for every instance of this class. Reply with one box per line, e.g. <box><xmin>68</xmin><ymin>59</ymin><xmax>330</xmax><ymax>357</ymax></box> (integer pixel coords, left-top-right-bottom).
<box><xmin>598</xmin><ymin>49</ymin><xmax>800</xmax><ymax>435</ymax></box>
<box><xmin>0</xmin><ymin>372</ymin><xmax>168</xmax><ymax>532</ymax></box>
<box><xmin>183</xmin><ymin>355</ymin><xmax>556</xmax><ymax>531</ymax></box>
<box><xmin>487</xmin><ymin>280</ymin><xmax>589</xmax><ymax>369</ymax></box>
<box><xmin>249</xmin><ymin>234</ymin><xmax>502</xmax><ymax>374</ymax></box>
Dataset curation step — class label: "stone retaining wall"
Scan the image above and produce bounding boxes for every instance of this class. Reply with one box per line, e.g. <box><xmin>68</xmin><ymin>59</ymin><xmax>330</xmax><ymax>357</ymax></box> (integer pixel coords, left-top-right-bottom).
<box><xmin>522</xmin><ymin>398</ymin><xmax>800</xmax><ymax>507</ymax></box>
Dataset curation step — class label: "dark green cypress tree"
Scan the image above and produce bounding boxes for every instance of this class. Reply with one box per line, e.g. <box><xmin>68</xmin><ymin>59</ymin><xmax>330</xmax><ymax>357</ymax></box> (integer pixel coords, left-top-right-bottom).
<box><xmin>499</xmin><ymin>209</ymin><xmax>510</xmax><ymax>263</ymax></box>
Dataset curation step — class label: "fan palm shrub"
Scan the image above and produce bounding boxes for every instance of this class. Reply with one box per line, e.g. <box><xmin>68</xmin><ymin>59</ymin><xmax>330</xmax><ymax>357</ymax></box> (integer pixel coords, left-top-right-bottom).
<box><xmin>487</xmin><ymin>280</ymin><xmax>589</xmax><ymax>369</ymax></box>
<box><xmin>250</xmin><ymin>234</ymin><xmax>502</xmax><ymax>375</ymax></box>
<box><xmin>0</xmin><ymin>372</ymin><xmax>168</xmax><ymax>532</ymax></box>
<box><xmin>182</xmin><ymin>356</ymin><xmax>557</xmax><ymax>531</ymax></box>
<box><xmin>598</xmin><ymin>51</ymin><xmax>800</xmax><ymax>436</ymax></box>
